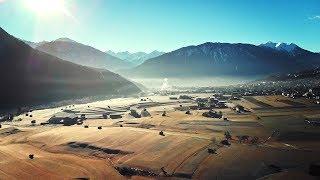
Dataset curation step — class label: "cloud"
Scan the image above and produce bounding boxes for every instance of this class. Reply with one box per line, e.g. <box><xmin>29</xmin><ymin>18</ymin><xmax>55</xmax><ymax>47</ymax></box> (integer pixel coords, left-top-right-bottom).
<box><xmin>309</xmin><ymin>15</ymin><xmax>320</xmax><ymax>20</ymax></box>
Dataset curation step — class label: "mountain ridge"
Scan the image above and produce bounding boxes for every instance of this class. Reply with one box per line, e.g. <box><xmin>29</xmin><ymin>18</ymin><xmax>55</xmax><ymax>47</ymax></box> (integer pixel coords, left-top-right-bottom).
<box><xmin>35</xmin><ymin>39</ymin><xmax>134</xmax><ymax>71</ymax></box>
<box><xmin>22</xmin><ymin>39</ymin><xmax>48</xmax><ymax>48</ymax></box>
<box><xmin>259</xmin><ymin>41</ymin><xmax>298</xmax><ymax>52</ymax></box>
<box><xmin>107</xmin><ymin>50</ymin><xmax>165</xmax><ymax>66</ymax></box>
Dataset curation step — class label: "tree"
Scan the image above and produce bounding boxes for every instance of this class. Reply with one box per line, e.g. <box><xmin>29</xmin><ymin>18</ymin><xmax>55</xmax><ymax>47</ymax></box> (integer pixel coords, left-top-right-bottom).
<box><xmin>224</xmin><ymin>131</ymin><xmax>232</xmax><ymax>140</ymax></box>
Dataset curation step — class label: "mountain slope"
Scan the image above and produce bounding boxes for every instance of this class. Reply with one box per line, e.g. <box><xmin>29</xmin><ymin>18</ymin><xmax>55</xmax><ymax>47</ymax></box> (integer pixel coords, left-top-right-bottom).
<box><xmin>36</xmin><ymin>39</ymin><xmax>134</xmax><ymax>71</ymax></box>
<box><xmin>107</xmin><ymin>50</ymin><xmax>165</xmax><ymax>66</ymax></box>
<box><xmin>121</xmin><ymin>42</ymin><xmax>320</xmax><ymax>78</ymax></box>
<box><xmin>0</xmin><ymin>27</ymin><xmax>140</xmax><ymax>108</ymax></box>
<box><xmin>264</xmin><ymin>67</ymin><xmax>320</xmax><ymax>81</ymax></box>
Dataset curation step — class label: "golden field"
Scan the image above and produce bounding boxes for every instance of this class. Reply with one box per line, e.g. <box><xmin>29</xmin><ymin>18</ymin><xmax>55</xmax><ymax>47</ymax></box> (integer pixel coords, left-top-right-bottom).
<box><xmin>0</xmin><ymin>94</ymin><xmax>319</xmax><ymax>179</ymax></box>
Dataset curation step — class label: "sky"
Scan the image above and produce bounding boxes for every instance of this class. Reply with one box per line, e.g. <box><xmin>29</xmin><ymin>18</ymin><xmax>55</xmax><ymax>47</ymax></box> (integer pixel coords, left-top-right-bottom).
<box><xmin>0</xmin><ymin>0</ymin><xmax>320</xmax><ymax>53</ymax></box>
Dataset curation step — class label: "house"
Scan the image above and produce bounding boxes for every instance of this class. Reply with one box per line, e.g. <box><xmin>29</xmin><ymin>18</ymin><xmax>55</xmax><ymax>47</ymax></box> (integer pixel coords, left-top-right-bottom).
<box><xmin>110</xmin><ymin>113</ymin><xmax>123</xmax><ymax>119</ymax></box>
<box><xmin>208</xmin><ymin>98</ymin><xmax>219</xmax><ymax>105</ymax></box>
<box><xmin>102</xmin><ymin>112</ymin><xmax>110</xmax><ymax>119</ymax></box>
<box><xmin>230</xmin><ymin>96</ymin><xmax>241</xmax><ymax>100</ymax></box>
<box><xmin>179</xmin><ymin>95</ymin><xmax>192</xmax><ymax>100</ymax></box>
<box><xmin>234</xmin><ymin>105</ymin><xmax>245</xmax><ymax>113</ymax></box>
<box><xmin>169</xmin><ymin>97</ymin><xmax>178</xmax><ymax>100</ymax></box>
<box><xmin>48</xmin><ymin>112</ymin><xmax>78</xmax><ymax>126</ymax></box>
<box><xmin>130</xmin><ymin>109</ymin><xmax>141</xmax><ymax>118</ymax></box>
<box><xmin>202</xmin><ymin>110</ymin><xmax>222</xmax><ymax>118</ymax></box>
<box><xmin>216</xmin><ymin>101</ymin><xmax>227</xmax><ymax>108</ymax></box>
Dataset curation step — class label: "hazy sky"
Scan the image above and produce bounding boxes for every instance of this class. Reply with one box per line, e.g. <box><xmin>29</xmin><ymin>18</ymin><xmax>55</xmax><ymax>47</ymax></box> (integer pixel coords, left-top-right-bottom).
<box><xmin>0</xmin><ymin>0</ymin><xmax>319</xmax><ymax>53</ymax></box>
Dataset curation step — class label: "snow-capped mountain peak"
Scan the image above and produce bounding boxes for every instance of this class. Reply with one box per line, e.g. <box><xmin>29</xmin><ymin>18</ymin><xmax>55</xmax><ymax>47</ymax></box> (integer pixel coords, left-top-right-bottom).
<box><xmin>276</xmin><ymin>43</ymin><xmax>298</xmax><ymax>52</ymax></box>
<box><xmin>260</xmin><ymin>42</ymin><xmax>298</xmax><ymax>53</ymax></box>
<box><xmin>54</xmin><ymin>38</ymin><xmax>76</xmax><ymax>43</ymax></box>
<box><xmin>106</xmin><ymin>50</ymin><xmax>165</xmax><ymax>66</ymax></box>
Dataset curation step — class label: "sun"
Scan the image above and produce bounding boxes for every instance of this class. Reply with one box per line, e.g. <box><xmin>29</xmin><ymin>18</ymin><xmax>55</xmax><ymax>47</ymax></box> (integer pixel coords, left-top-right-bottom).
<box><xmin>24</xmin><ymin>0</ymin><xmax>66</xmax><ymax>16</ymax></box>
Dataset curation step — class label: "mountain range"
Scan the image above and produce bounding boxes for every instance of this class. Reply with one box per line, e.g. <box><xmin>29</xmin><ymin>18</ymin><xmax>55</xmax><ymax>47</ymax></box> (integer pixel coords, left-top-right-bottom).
<box><xmin>120</xmin><ymin>42</ymin><xmax>320</xmax><ymax>78</ymax></box>
<box><xmin>25</xmin><ymin>39</ymin><xmax>164</xmax><ymax>68</ymax></box>
<box><xmin>106</xmin><ymin>50</ymin><xmax>165</xmax><ymax>66</ymax></box>
<box><xmin>0</xmin><ymin>27</ymin><xmax>140</xmax><ymax>108</ymax></box>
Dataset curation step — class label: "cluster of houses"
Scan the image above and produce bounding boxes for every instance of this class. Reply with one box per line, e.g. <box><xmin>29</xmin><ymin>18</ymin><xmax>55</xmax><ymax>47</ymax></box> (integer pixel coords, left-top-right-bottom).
<box><xmin>0</xmin><ymin>113</ymin><xmax>14</xmax><ymax>122</ymax></box>
<box><xmin>282</xmin><ymin>88</ymin><xmax>320</xmax><ymax>101</ymax></box>
<box><xmin>129</xmin><ymin>108</ymin><xmax>151</xmax><ymax>118</ymax></box>
<box><xmin>0</xmin><ymin>108</ymin><xmax>34</xmax><ymax>123</ymax></box>
<box><xmin>161</xmin><ymin>78</ymin><xmax>320</xmax><ymax>104</ymax></box>
<box><xmin>196</xmin><ymin>94</ymin><xmax>229</xmax><ymax>110</ymax></box>
<box><xmin>48</xmin><ymin>112</ymin><xmax>82</xmax><ymax>126</ymax></box>
<box><xmin>48</xmin><ymin>110</ymin><xmax>129</xmax><ymax>126</ymax></box>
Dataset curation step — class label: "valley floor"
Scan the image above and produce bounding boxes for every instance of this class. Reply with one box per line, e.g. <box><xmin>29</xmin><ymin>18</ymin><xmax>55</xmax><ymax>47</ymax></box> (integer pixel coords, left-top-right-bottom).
<box><xmin>0</xmin><ymin>94</ymin><xmax>319</xmax><ymax>179</ymax></box>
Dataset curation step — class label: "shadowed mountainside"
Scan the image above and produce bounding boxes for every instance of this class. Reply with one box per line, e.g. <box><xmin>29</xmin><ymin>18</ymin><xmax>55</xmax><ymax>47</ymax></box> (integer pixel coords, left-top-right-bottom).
<box><xmin>0</xmin><ymin>27</ymin><xmax>140</xmax><ymax>108</ymax></box>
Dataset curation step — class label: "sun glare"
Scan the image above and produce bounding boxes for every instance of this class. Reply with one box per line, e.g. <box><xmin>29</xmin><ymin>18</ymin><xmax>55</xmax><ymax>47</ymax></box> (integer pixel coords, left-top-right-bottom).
<box><xmin>24</xmin><ymin>0</ymin><xmax>66</xmax><ymax>16</ymax></box>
